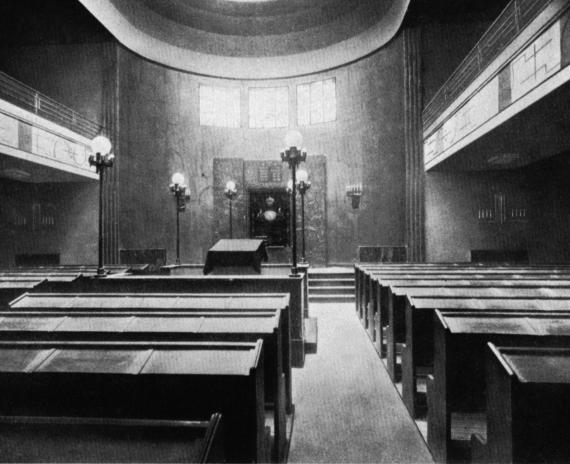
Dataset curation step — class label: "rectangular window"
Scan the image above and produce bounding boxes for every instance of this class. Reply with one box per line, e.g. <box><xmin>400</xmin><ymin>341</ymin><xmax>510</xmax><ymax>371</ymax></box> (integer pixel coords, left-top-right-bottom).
<box><xmin>199</xmin><ymin>85</ymin><xmax>240</xmax><ymax>128</ymax></box>
<box><xmin>249</xmin><ymin>87</ymin><xmax>288</xmax><ymax>128</ymax></box>
<box><xmin>297</xmin><ymin>78</ymin><xmax>336</xmax><ymax>126</ymax></box>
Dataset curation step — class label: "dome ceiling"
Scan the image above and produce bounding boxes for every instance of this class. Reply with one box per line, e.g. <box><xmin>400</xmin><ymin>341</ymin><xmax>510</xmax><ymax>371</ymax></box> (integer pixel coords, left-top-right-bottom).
<box><xmin>78</xmin><ymin>0</ymin><xmax>410</xmax><ymax>79</ymax></box>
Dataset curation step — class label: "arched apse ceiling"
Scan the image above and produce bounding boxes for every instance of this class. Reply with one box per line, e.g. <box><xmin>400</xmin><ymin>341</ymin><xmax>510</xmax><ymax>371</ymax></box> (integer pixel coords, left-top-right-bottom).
<box><xmin>78</xmin><ymin>0</ymin><xmax>410</xmax><ymax>79</ymax></box>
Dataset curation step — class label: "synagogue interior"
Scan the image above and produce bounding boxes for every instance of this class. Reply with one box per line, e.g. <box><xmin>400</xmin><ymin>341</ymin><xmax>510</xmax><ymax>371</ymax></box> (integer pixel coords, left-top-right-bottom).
<box><xmin>0</xmin><ymin>0</ymin><xmax>570</xmax><ymax>462</ymax></box>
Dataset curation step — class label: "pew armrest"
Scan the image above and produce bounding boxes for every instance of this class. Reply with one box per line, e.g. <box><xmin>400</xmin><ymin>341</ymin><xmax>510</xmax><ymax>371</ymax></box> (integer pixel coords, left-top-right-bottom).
<box><xmin>470</xmin><ymin>433</ymin><xmax>487</xmax><ymax>464</ymax></box>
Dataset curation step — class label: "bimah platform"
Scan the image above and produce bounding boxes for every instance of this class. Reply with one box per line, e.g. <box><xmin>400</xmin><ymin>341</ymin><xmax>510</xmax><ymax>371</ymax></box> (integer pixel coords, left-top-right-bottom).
<box><xmin>204</xmin><ymin>239</ymin><xmax>268</xmax><ymax>275</ymax></box>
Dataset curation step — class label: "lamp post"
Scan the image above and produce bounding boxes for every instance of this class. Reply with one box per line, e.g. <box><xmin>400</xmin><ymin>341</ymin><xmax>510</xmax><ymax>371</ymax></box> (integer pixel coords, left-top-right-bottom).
<box><xmin>170</xmin><ymin>172</ymin><xmax>190</xmax><ymax>265</ymax></box>
<box><xmin>88</xmin><ymin>135</ymin><xmax>114</xmax><ymax>277</ymax></box>
<box><xmin>296</xmin><ymin>169</ymin><xmax>311</xmax><ymax>264</ymax></box>
<box><xmin>280</xmin><ymin>130</ymin><xmax>306</xmax><ymax>275</ymax></box>
<box><xmin>224</xmin><ymin>180</ymin><xmax>238</xmax><ymax>239</ymax></box>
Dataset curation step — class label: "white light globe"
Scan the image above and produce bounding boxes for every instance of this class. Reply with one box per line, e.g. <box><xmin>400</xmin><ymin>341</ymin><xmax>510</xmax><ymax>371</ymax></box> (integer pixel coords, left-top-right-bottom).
<box><xmin>284</xmin><ymin>130</ymin><xmax>303</xmax><ymax>148</ymax></box>
<box><xmin>226</xmin><ymin>180</ymin><xmax>236</xmax><ymax>191</ymax></box>
<box><xmin>297</xmin><ymin>169</ymin><xmax>309</xmax><ymax>183</ymax></box>
<box><xmin>91</xmin><ymin>135</ymin><xmax>112</xmax><ymax>155</ymax></box>
<box><xmin>287</xmin><ymin>179</ymin><xmax>293</xmax><ymax>190</ymax></box>
<box><xmin>171</xmin><ymin>172</ymin><xmax>185</xmax><ymax>185</ymax></box>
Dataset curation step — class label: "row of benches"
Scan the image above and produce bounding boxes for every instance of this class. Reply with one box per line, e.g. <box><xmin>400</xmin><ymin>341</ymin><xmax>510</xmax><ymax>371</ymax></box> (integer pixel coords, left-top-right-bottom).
<box><xmin>355</xmin><ymin>263</ymin><xmax>570</xmax><ymax>463</ymax></box>
<box><xmin>0</xmin><ymin>265</ymin><xmax>309</xmax><ymax>462</ymax></box>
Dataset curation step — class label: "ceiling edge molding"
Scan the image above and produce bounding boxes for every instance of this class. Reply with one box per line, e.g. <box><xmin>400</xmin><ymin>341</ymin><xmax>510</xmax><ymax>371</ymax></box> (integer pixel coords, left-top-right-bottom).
<box><xmin>78</xmin><ymin>0</ymin><xmax>410</xmax><ymax>79</ymax></box>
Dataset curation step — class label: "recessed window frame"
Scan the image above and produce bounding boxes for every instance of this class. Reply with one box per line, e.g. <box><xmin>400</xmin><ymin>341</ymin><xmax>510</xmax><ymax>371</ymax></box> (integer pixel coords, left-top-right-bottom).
<box><xmin>297</xmin><ymin>77</ymin><xmax>337</xmax><ymax>126</ymax></box>
<box><xmin>199</xmin><ymin>84</ymin><xmax>241</xmax><ymax>128</ymax></box>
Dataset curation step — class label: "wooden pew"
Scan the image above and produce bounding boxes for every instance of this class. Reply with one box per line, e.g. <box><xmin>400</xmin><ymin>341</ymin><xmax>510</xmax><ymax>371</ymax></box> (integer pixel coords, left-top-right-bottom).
<box><xmin>402</xmin><ymin>295</ymin><xmax>570</xmax><ymax>417</ymax></box>
<box><xmin>164</xmin><ymin>262</ymin><xmax>311</xmax><ymax>318</ymax></box>
<box><xmin>10</xmin><ymin>292</ymin><xmax>293</xmax><ymax>416</ymax></box>
<box><xmin>0</xmin><ymin>309</ymin><xmax>287</xmax><ymax>462</ymax></box>
<box><xmin>0</xmin><ymin>413</ymin><xmax>224</xmax><ymax>463</ymax></box>
<box><xmin>377</xmin><ymin>278</ymin><xmax>570</xmax><ymax>364</ymax></box>
<box><xmin>471</xmin><ymin>344</ymin><xmax>570</xmax><ymax>464</ymax></box>
<box><xmin>427</xmin><ymin>311</ymin><xmax>570</xmax><ymax>463</ymax></box>
<box><xmin>35</xmin><ymin>274</ymin><xmax>306</xmax><ymax>367</ymax></box>
<box><xmin>0</xmin><ymin>275</ymin><xmax>84</xmax><ymax>309</ymax></box>
<box><xmin>354</xmin><ymin>263</ymin><xmax>570</xmax><ymax>315</ymax></box>
<box><xmin>0</xmin><ymin>340</ymin><xmax>265</xmax><ymax>463</ymax></box>
<box><xmin>0</xmin><ymin>279</ymin><xmax>46</xmax><ymax>309</ymax></box>
<box><xmin>0</xmin><ymin>265</ymin><xmax>132</xmax><ymax>275</ymax></box>
<box><xmin>356</xmin><ymin>266</ymin><xmax>570</xmax><ymax>350</ymax></box>
<box><xmin>363</xmin><ymin>267</ymin><xmax>570</xmax><ymax>323</ymax></box>
<box><xmin>364</xmin><ymin>272</ymin><xmax>570</xmax><ymax>376</ymax></box>
<box><xmin>386</xmin><ymin>284</ymin><xmax>570</xmax><ymax>380</ymax></box>
<box><xmin>361</xmin><ymin>269</ymin><xmax>570</xmax><ymax>354</ymax></box>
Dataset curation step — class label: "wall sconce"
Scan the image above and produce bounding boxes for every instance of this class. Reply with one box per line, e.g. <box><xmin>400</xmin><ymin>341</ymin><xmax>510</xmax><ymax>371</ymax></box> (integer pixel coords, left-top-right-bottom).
<box><xmin>280</xmin><ymin>130</ymin><xmax>307</xmax><ymax>275</ymax></box>
<box><xmin>169</xmin><ymin>172</ymin><xmax>190</xmax><ymax>265</ymax></box>
<box><xmin>224</xmin><ymin>180</ymin><xmax>238</xmax><ymax>239</ymax></box>
<box><xmin>88</xmin><ymin>135</ymin><xmax>114</xmax><ymax>276</ymax></box>
<box><xmin>346</xmin><ymin>183</ymin><xmax>363</xmax><ymax>209</ymax></box>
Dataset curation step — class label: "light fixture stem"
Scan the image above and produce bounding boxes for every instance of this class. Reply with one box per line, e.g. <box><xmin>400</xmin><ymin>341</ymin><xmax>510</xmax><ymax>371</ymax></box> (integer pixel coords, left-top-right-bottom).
<box><xmin>176</xmin><ymin>195</ymin><xmax>181</xmax><ymax>265</ymax></box>
<box><xmin>97</xmin><ymin>161</ymin><xmax>105</xmax><ymax>276</ymax></box>
<box><xmin>291</xmin><ymin>161</ymin><xmax>298</xmax><ymax>275</ymax></box>
<box><xmin>229</xmin><ymin>197</ymin><xmax>233</xmax><ymax>239</ymax></box>
<box><xmin>300</xmin><ymin>191</ymin><xmax>306</xmax><ymax>263</ymax></box>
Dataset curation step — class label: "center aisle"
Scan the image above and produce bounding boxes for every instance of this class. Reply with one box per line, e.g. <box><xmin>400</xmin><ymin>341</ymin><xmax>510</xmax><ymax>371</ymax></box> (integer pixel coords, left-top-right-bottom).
<box><xmin>288</xmin><ymin>302</ymin><xmax>433</xmax><ymax>463</ymax></box>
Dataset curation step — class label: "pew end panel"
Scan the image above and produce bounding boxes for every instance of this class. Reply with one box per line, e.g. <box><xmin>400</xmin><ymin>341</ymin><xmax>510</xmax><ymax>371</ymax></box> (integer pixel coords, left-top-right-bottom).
<box><xmin>385</xmin><ymin>292</ymin><xmax>408</xmax><ymax>382</ymax></box>
<box><xmin>377</xmin><ymin>285</ymin><xmax>391</xmax><ymax>356</ymax></box>
<box><xmin>402</xmin><ymin>299</ymin><xmax>433</xmax><ymax>418</ymax></box>
<box><xmin>485</xmin><ymin>343</ymin><xmax>516</xmax><ymax>464</ymax></box>
<box><xmin>426</xmin><ymin>317</ymin><xmax>449</xmax><ymax>463</ymax></box>
<box><xmin>485</xmin><ymin>344</ymin><xmax>570</xmax><ymax>464</ymax></box>
<box><xmin>429</xmin><ymin>312</ymin><xmax>491</xmax><ymax>463</ymax></box>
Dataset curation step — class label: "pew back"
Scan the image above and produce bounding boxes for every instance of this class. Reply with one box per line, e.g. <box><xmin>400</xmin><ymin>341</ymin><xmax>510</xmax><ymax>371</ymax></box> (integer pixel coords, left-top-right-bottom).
<box><xmin>0</xmin><ymin>340</ymin><xmax>265</xmax><ymax>463</ymax></box>
<box><xmin>0</xmin><ymin>414</ymin><xmax>224</xmax><ymax>463</ymax></box>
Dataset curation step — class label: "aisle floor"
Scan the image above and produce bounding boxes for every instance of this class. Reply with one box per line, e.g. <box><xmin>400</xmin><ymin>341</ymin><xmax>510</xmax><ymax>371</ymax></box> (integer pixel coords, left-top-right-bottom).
<box><xmin>288</xmin><ymin>302</ymin><xmax>434</xmax><ymax>463</ymax></box>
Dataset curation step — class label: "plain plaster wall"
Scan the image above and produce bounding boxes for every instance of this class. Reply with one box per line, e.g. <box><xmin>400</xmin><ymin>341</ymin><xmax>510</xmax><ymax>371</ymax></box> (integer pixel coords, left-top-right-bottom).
<box><xmin>0</xmin><ymin>180</ymin><xmax>98</xmax><ymax>266</ymax></box>
<box><xmin>117</xmin><ymin>36</ymin><xmax>406</xmax><ymax>265</ymax></box>
<box><xmin>425</xmin><ymin>170</ymin><xmax>530</xmax><ymax>262</ymax></box>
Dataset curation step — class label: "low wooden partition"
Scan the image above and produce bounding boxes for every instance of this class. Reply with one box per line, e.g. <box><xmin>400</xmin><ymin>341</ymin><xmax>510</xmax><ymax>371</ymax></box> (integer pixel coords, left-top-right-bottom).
<box><xmin>0</xmin><ymin>340</ymin><xmax>265</xmax><ymax>463</ymax></box>
<box><xmin>427</xmin><ymin>311</ymin><xmax>570</xmax><ymax>463</ymax></box>
<box><xmin>472</xmin><ymin>344</ymin><xmax>570</xmax><ymax>464</ymax></box>
<box><xmin>36</xmin><ymin>274</ymin><xmax>306</xmax><ymax>367</ymax></box>
<box><xmin>0</xmin><ymin>414</ymin><xmax>224</xmax><ymax>463</ymax></box>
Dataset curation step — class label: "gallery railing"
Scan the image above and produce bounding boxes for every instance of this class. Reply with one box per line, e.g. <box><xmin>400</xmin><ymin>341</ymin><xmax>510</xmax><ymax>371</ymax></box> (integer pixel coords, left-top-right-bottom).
<box><xmin>0</xmin><ymin>71</ymin><xmax>104</xmax><ymax>139</ymax></box>
<box><xmin>423</xmin><ymin>0</ymin><xmax>552</xmax><ymax>131</ymax></box>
